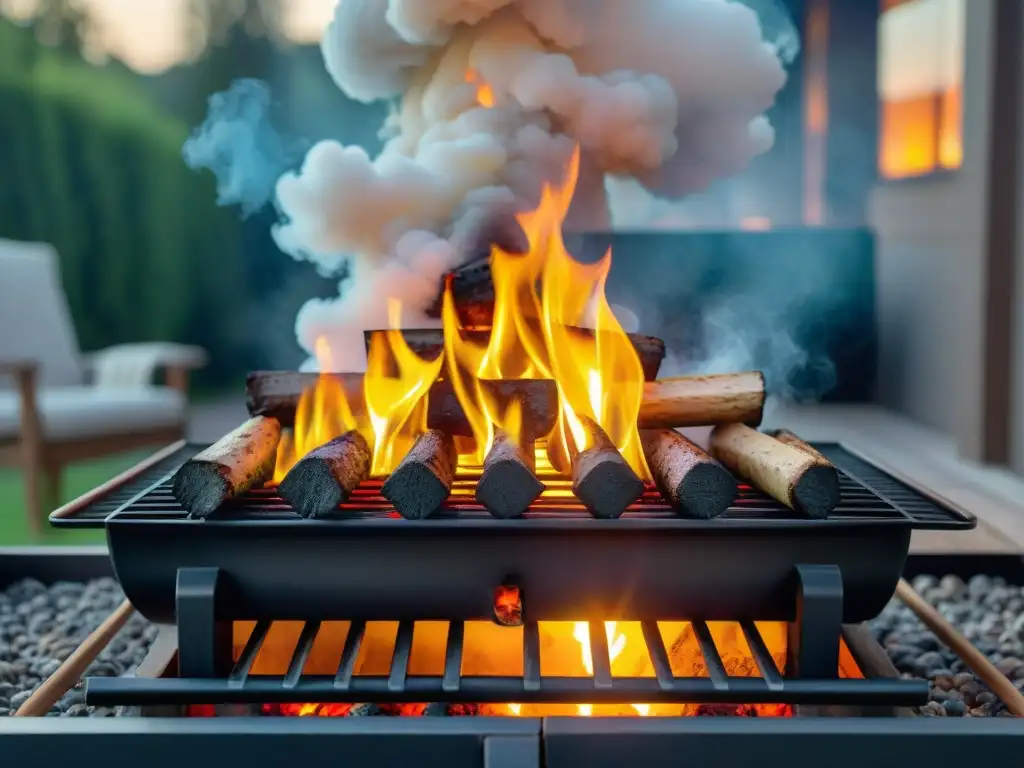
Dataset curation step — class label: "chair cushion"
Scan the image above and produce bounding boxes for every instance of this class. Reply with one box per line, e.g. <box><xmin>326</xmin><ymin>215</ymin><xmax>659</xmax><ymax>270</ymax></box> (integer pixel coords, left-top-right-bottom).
<box><xmin>0</xmin><ymin>240</ymin><xmax>84</xmax><ymax>388</ymax></box>
<box><xmin>0</xmin><ymin>387</ymin><xmax>186</xmax><ymax>442</ymax></box>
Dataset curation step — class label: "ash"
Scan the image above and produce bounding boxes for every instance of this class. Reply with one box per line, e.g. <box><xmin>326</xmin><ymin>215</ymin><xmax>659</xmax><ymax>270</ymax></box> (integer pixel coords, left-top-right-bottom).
<box><xmin>870</xmin><ymin>575</ymin><xmax>1022</xmax><ymax>717</ymax></box>
<box><xmin>0</xmin><ymin>577</ymin><xmax>158</xmax><ymax>717</ymax></box>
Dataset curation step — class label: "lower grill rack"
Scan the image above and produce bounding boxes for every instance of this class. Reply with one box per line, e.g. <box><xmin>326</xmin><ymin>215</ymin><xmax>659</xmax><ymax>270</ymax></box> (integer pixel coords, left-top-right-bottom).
<box><xmin>85</xmin><ymin>564</ymin><xmax>929</xmax><ymax>710</ymax></box>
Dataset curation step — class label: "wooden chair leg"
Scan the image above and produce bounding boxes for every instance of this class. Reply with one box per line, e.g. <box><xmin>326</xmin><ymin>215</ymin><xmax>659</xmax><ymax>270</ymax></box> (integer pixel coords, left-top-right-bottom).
<box><xmin>43</xmin><ymin>462</ymin><xmax>62</xmax><ymax>515</ymax></box>
<box><xmin>21</xmin><ymin>448</ymin><xmax>43</xmax><ymax>536</ymax></box>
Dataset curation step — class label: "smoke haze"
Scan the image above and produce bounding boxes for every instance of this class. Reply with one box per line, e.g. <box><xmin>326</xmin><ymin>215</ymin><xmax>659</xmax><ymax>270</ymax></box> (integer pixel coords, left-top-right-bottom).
<box><xmin>186</xmin><ymin>0</ymin><xmax>802</xmax><ymax>374</ymax></box>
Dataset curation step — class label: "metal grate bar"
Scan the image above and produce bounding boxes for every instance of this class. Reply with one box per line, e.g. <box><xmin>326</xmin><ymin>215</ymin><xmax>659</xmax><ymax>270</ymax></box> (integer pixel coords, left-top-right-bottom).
<box><xmin>388</xmin><ymin>621</ymin><xmax>415</xmax><ymax>692</ymax></box>
<box><xmin>442</xmin><ymin>621</ymin><xmax>464</xmax><ymax>693</ymax></box>
<box><xmin>740</xmin><ymin>620</ymin><xmax>783</xmax><ymax>689</ymax></box>
<box><xmin>523</xmin><ymin>622</ymin><xmax>541</xmax><ymax>692</ymax></box>
<box><xmin>692</xmin><ymin>621</ymin><xmax>728</xmax><ymax>689</ymax></box>
<box><xmin>229</xmin><ymin>620</ymin><xmax>271</xmax><ymax>687</ymax></box>
<box><xmin>640</xmin><ymin>621</ymin><xmax>674</xmax><ymax>690</ymax></box>
<box><xmin>334</xmin><ymin>620</ymin><xmax>365</xmax><ymax>691</ymax></box>
<box><xmin>283</xmin><ymin>621</ymin><xmax>320</xmax><ymax>689</ymax></box>
<box><xmin>588</xmin><ymin>621</ymin><xmax>613</xmax><ymax>689</ymax></box>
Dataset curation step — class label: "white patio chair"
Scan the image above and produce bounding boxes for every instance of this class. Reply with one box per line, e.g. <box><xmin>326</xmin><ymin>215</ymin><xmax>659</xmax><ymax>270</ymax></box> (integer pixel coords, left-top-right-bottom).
<box><xmin>0</xmin><ymin>239</ymin><xmax>207</xmax><ymax>532</ymax></box>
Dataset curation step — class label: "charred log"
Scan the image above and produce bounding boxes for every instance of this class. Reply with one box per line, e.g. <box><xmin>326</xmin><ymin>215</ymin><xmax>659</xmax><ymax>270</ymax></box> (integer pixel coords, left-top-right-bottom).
<box><xmin>569</xmin><ymin>417</ymin><xmax>645</xmax><ymax>519</ymax></box>
<box><xmin>363</xmin><ymin>327</ymin><xmax>666</xmax><ymax>382</ymax></box>
<box><xmin>172</xmin><ymin>416</ymin><xmax>281</xmax><ymax>518</ymax></box>
<box><xmin>246</xmin><ymin>372</ymin><xmax>558</xmax><ymax>441</ymax></box>
<box><xmin>640</xmin><ymin>429</ymin><xmax>737</xmax><ymax>519</ymax></box>
<box><xmin>709</xmin><ymin>424</ymin><xmax>840</xmax><ymax>519</ymax></box>
<box><xmin>381</xmin><ymin>430</ymin><xmax>458</xmax><ymax>519</ymax></box>
<box><xmin>278</xmin><ymin>431</ymin><xmax>371</xmax><ymax>519</ymax></box>
<box><xmin>638</xmin><ymin>372</ymin><xmax>765</xmax><ymax>429</ymax></box>
<box><xmin>475</xmin><ymin>431</ymin><xmax>545</xmax><ymax>518</ymax></box>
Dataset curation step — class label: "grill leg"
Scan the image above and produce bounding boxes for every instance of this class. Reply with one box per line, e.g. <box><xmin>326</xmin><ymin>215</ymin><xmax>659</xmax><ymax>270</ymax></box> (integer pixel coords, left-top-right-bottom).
<box><xmin>176</xmin><ymin>567</ymin><xmax>232</xmax><ymax>679</ymax></box>
<box><xmin>786</xmin><ymin>564</ymin><xmax>843</xmax><ymax>679</ymax></box>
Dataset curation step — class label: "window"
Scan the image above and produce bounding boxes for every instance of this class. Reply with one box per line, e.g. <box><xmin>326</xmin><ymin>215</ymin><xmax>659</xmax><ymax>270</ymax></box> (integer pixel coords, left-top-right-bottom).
<box><xmin>878</xmin><ymin>0</ymin><xmax>965</xmax><ymax>179</ymax></box>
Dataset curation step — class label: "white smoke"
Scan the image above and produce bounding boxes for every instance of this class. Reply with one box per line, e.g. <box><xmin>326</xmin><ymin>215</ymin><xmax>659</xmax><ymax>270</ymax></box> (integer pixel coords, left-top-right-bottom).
<box><xmin>276</xmin><ymin>0</ymin><xmax>792</xmax><ymax>371</ymax></box>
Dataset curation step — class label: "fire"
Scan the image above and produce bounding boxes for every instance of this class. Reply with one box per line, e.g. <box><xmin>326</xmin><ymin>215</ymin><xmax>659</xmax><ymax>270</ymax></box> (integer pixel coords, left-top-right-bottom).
<box><xmin>220</xmin><ymin>621</ymin><xmax>823</xmax><ymax>719</ymax></box>
<box><xmin>442</xmin><ymin>147</ymin><xmax>649</xmax><ymax>478</ymax></box>
<box><xmin>466</xmin><ymin>69</ymin><xmax>495</xmax><ymax>108</ymax></box>
<box><xmin>272</xmin><ymin>300</ymin><xmax>442</xmax><ymax>482</ymax></box>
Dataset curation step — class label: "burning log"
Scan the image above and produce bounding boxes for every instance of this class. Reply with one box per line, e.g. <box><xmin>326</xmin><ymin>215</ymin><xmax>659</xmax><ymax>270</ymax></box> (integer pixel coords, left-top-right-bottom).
<box><xmin>381</xmin><ymin>429</ymin><xmax>458</xmax><ymax>519</ymax></box>
<box><xmin>278</xmin><ymin>431</ymin><xmax>371</xmax><ymax>519</ymax></box>
<box><xmin>569</xmin><ymin>417</ymin><xmax>645</xmax><ymax>519</ymax></box>
<box><xmin>172</xmin><ymin>416</ymin><xmax>281</xmax><ymax>518</ymax></box>
<box><xmin>365</xmin><ymin>327</ymin><xmax>667</xmax><ymax>382</ymax></box>
<box><xmin>638</xmin><ymin>372</ymin><xmax>765</xmax><ymax>429</ymax></box>
<box><xmin>475</xmin><ymin>431</ymin><xmax>545</xmax><ymax>518</ymax></box>
<box><xmin>246</xmin><ymin>372</ymin><xmax>558</xmax><ymax>441</ymax></box>
<box><xmin>709</xmin><ymin>424</ymin><xmax>840</xmax><ymax>519</ymax></box>
<box><xmin>640</xmin><ymin>429</ymin><xmax>737</xmax><ymax>519</ymax></box>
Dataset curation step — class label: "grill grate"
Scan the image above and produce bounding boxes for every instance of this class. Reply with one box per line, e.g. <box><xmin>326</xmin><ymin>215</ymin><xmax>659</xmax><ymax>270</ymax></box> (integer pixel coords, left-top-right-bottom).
<box><xmin>84</xmin><ymin>617</ymin><xmax>927</xmax><ymax>708</ymax></box>
<box><xmin>51</xmin><ymin>440</ymin><xmax>975</xmax><ymax>530</ymax></box>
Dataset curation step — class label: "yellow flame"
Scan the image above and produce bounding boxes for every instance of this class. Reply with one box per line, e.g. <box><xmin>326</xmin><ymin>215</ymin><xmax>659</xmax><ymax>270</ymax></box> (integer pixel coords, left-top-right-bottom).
<box><xmin>441</xmin><ymin>145</ymin><xmax>648</xmax><ymax>478</ymax></box>
<box><xmin>572</xmin><ymin>622</ymin><xmax>648</xmax><ymax>717</ymax></box>
<box><xmin>272</xmin><ymin>302</ymin><xmax>441</xmax><ymax>481</ymax></box>
<box><xmin>466</xmin><ymin>69</ymin><xmax>495</xmax><ymax>108</ymax></box>
<box><xmin>364</xmin><ymin>299</ymin><xmax>444</xmax><ymax>475</ymax></box>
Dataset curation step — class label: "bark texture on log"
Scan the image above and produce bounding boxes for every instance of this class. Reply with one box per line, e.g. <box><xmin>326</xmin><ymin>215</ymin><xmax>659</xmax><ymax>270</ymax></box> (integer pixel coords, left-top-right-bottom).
<box><xmin>172</xmin><ymin>416</ymin><xmax>281</xmax><ymax>518</ymax></box>
<box><xmin>381</xmin><ymin>430</ymin><xmax>458</xmax><ymax>520</ymax></box>
<box><xmin>641</xmin><ymin>429</ymin><xmax>737</xmax><ymax>519</ymax></box>
<box><xmin>771</xmin><ymin>429</ymin><xmax>833</xmax><ymax>464</ymax></box>
<box><xmin>278</xmin><ymin>431</ymin><xmax>371</xmax><ymax>519</ymax></box>
<box><xmin>475</xmin><ymin>431</ymin><xmax>544</xmax><ymax>518</ymax></box>
<box><xmin>709</xmin><ymin>424</ymin><xmax>840</xmax><ymax>519</ymax></box>
<box><xmin>569</xmin><ymin>417</ymin><xmax>645</xmax><ymax>519</ymax></box>
<box><xmin>638</xmin><ymin>373</ymin><xmax>765</xmax><ymax>429</ymax></box>
<box><xmin>246</xmin><ymin>372</ymin><xmax>557</xmax><ymax>440</ymax></box>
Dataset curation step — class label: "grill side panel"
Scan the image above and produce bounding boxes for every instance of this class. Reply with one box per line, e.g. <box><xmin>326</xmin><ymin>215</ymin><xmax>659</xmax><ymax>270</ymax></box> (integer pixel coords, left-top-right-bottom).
<box><xmin>107</xmin><ymin>518</ymin><xmax>911</xmax><ymax>625</ymax></box>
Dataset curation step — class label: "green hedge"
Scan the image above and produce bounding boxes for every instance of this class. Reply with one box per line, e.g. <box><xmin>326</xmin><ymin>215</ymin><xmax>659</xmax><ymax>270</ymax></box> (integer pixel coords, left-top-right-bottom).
<box><xmin>0</xmin><ymin>27</ymin><xmax>244</xmax><ymax>384</ymax></box>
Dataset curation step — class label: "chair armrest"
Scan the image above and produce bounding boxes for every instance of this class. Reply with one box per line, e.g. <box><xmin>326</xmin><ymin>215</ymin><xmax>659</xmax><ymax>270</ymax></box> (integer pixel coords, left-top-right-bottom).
<box><xmin>0</xmin><ymin>359</ymin><xmax>43</xmax><ymax>445</ymax></box>
<box><xmin>84</xmin><ymin>343</ymin><xmax>209</xmax><ymax>394</ymax></box>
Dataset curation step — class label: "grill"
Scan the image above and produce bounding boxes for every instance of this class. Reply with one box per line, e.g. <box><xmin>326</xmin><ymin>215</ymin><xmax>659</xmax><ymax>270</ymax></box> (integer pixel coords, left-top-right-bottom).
<box><xmin>47</xmin><ymin>438</ymin><xmax>972</xmax><ymax>715</ymax></box>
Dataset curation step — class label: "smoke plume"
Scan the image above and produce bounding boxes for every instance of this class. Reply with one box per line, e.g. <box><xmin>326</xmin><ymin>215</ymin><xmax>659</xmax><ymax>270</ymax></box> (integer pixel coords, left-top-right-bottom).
<box><xmin>188</xmin><ymin>1</ymin><xmax>796</xmax><ymax>371</ymax></box>
<box><xmin>183</xmin><ymin>79</ymin><xmax>306</xmax><ymax>217</ymax></box>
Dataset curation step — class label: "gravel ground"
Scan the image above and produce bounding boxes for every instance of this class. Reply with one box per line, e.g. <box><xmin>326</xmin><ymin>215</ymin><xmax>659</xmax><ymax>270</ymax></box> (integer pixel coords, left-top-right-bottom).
<box><xmin>870</xmin><ymin>574</ymin><xmax>1020</xmax><ymax>717</ymax></box>
<box><xmin>0</xmin><ymin>577</ymin><xmax>158</xmax><ymax>717</ymax></box>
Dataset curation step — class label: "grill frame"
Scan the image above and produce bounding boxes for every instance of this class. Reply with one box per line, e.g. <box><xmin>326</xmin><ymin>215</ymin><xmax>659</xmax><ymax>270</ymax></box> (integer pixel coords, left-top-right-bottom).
<box><xmin>50</xmin><ymin>438</ymin><xmax>974</xmax><ymax>626</ymax></box>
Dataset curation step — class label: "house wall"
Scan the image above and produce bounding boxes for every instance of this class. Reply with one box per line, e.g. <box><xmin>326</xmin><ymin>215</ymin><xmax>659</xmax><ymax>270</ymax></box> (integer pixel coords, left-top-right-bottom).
<box><xmin>868</xmin><ymin>1</ymin><xmax>999</xmax><ymax>461</ymax></box>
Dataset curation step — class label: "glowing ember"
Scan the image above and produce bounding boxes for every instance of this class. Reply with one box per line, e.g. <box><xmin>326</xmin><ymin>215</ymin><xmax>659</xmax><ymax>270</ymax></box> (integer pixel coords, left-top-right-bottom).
<box><xmin>206</xmin><ymin>621</ymin><xmax>847</xmax><ymax>719</ymax></box>
<box><xmin>466</xmin><ymin>69</ymin><xmax>495</xmax><ymax>108</ymax></box>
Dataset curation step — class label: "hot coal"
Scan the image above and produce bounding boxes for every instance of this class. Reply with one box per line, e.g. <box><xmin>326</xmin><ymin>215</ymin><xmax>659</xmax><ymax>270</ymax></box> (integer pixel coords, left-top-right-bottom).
<box><xmin>0</xmin><ymin>577</ymin><xmax>157</xmax><ymax>717</ymax></box>
<box><xmin>869</xmin><ymin>574</ymin><xmax>1021</xmax><ymax>717</ymax></box>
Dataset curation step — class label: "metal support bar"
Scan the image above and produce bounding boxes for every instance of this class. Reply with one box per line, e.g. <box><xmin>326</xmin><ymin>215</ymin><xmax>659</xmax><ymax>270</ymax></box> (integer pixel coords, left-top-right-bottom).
<box><xmin>175</xmin><ymin>568</ymin><xmax>231</xmax><ymax>679</ymax></box>
<box><xmin>787</xmin><ymin>564</ymin><xmax>844</xmax><ymax>680</ymax></box>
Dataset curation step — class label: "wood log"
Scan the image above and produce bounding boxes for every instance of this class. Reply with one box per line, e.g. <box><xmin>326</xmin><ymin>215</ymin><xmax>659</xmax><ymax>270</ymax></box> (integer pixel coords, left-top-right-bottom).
<box><xmin>709</xmin><ymin>424</ymin><xmax>840</xmax><ymax>519</ymax></box>
<box><xmin>569</xmin><ymin>417</ymin><xmax>645</xmax><ymax>519</ymax></box>
<box><xmin>278</xmin><ymin>431</ymin><xmax>371</xmax><ymax>519</ymax></box>
<box><xmin>381</xmin><ymin>430</ymin><xmax>458</xmax><ymax>519</ymax></box>
<box><xmin>771</xmin><ymin>429</ymin><xmax>832</xmax><ymax>463</ymax></box>
<box><xmin>364</xmin><ymin>327</ymin><xmax>666</xmax><ymax>382</ymax></box>
<box><xmin>172</xmin><ymin>416</ymin><xmax>281</xmax><ymax>518</ymax></box>
<box><xmin>638</xmin><ymin>372</ymin><xmax>765</xmax><ymax>429</ymax></box>
<box><xmin>246</xmin><ymin>372</ymin><xmax>558</xmax><ymax>440</ymax></box>
<box><xmin>249</xmin><ymin>370</ymin><xmax>763</xmax><ymax>444</ymax></box>
<box><xmin>475</xmin><ymin>431</ymin><xmax>545</xmax><ymax>518</ymax></box>
<box><xmin>640</xmin><ymin>429</ymin><xmax>737</xmax><ymax>519</ymax></box>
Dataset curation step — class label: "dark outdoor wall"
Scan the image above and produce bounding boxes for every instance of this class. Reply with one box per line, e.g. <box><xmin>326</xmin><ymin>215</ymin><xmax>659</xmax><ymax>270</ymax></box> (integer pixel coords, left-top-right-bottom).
<box><xmin>576</xmin><ymin>229</ymin><xmax>877</xmax><ymax>404</ymax></box>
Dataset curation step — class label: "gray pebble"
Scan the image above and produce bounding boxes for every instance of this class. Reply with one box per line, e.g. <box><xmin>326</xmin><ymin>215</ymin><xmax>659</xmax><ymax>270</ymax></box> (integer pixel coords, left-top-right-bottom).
<box><xmin>943</xmin><ymin>699</ymin><xmax>967</xmax><ymax>716</ymax></box>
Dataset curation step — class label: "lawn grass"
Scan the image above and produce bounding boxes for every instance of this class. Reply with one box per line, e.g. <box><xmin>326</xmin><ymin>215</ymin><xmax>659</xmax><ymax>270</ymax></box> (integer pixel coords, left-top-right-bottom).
<box><xmin>0</xmin><ymin>451</ymin><xmax>151</xmax><ymax>546</ymax></box>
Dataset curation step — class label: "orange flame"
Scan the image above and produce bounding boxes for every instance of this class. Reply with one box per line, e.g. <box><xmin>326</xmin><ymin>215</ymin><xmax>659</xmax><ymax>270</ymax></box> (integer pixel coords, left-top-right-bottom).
<box><xmin>272</xmin><ymin>300</ymin><xmax>441</xmax><ymax>482</ymax></box>
<box><xmin>466</xmin><ymin>69</ymin><xmax>495</xmax><ymax>108</ymax></box>
<box><xmin>442</xmin><ymin>147</ymin><xmax>648</xmax><ymax>477</ymax></box>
